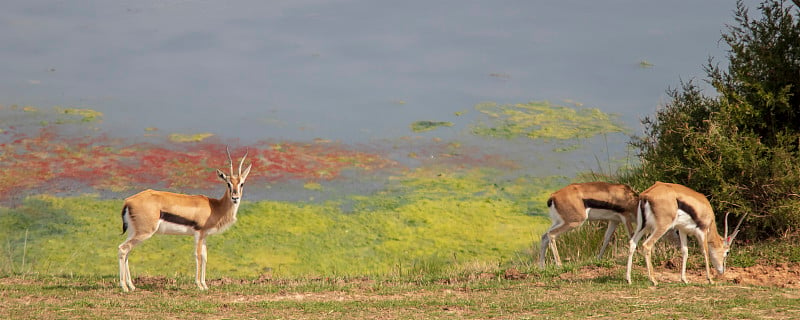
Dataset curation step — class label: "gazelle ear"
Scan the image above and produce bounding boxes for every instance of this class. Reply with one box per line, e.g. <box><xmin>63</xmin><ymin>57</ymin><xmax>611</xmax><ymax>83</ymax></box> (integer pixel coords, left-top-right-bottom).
<box><xmin>216</xmin><ymin>169</ymin><xmax>228</xmax><ymax>181</ymax></box>
<box><xmin>727</xmin><ymin>230</ymin><xmax>741</xmax><ymax>244</ymax></box>
<box><xmin>240</xmin><ymin>163</ymin><xmax>252</xmax><ymax>180</ymax></box>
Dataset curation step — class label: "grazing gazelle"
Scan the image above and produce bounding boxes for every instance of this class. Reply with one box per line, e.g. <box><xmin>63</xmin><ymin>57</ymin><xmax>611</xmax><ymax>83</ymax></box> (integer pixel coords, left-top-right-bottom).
<box><xmin>117</xmin><ymin>147</ymin><xmax>252</xmax><ymax>292</ymax></box>
<box><xmin>625</xmin><ymin>182</ymin><xmax>746</xmax><ymax>285</ymax></box>
<box><xmin>540</xmin><ymin>182</ymin><xmax>638</xmax><ymax>268</ymax></box>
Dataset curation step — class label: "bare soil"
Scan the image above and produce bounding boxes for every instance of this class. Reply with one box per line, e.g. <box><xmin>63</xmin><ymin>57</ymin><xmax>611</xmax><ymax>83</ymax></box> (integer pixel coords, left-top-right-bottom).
<box><xmin>556</xmin><ymin>262</ymin><xmax>800</xmax><ymax>288</ymax></box>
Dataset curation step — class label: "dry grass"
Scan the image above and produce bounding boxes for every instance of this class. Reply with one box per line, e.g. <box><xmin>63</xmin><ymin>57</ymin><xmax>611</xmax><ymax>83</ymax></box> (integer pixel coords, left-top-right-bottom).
<box><xmin>2</xmin><ymin>263</ymin><xmax>799</xmax><ymax>320</ymax></box>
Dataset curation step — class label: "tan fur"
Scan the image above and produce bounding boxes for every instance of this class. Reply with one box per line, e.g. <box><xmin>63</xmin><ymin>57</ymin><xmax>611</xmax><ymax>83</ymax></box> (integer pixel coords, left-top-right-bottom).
<box><xmin>539</xmin><ymin>182</ymin><xmax>638</xmax><ymax>267</ymax></box>
<box><xmin>118</xmin><ymin>148</ymin><xmax>252</xmax><ymax>292</ymax></box>
<box><xmin>626</xmin><ymin>182</ymin><xmax>744</xmax><ymax>285</ymax></box>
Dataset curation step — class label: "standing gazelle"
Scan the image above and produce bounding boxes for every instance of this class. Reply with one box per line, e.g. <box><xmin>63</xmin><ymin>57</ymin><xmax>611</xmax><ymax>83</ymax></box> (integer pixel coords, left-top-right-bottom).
<box><xmin>540</xmin><ymin>182</ymin><xmax>638</xmax><ymax>268</ymax></box>
<box><xmin>625</xmin><ymin>182</ymin><xmax>746</xmax><ymax>285</ymax></box>
<box><xmin>118</xmin><ymin>147</ymin><xmax>252</xmax><ymax>292</ymax></box>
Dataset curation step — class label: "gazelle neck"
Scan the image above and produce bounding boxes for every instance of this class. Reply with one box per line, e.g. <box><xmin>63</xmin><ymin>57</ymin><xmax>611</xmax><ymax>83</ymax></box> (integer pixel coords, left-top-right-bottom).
<box><xmin>706</xmin><ymin>219</ymin><xmax>724</xmax><ymax>246</ymax></box>
<box><xmin>215</xmin><ymin>188</ymin><xmax>240</xmax><ymax>216</ymax></box>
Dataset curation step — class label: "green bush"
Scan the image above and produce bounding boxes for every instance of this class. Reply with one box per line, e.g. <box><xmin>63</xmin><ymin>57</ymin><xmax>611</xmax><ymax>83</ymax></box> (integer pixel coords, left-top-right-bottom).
<box><xmin>625</xmin><ymin>0</ymin><xmax>800</xmax><ymax>240</ymax></box>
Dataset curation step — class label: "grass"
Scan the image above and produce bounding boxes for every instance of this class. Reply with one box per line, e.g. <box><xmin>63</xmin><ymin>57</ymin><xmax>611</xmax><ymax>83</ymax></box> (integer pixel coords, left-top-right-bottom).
<box><xmin>2</xmin><ymin>201</ymin><xmax>799</xmax><ymax>319</ymax></box>
<box><xmin>0</xmin><ymin>167</ymin><xmax>559</xmax><ymax>278</ymax></box>
<box><xmin>1</xmin><ymin>265</ymin><xmax>798</xmax><ymax>319</ymax></box>
<box><xmin>2</xmin><ymin>159</ymin><xmax>799</xmax><ymax>319</ymax></box>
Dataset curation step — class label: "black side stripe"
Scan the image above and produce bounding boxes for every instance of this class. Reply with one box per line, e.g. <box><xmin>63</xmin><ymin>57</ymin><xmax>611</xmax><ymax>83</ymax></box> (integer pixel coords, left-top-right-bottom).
<box><xmin>582</xmin><ymin>198</ymin><xmax>626</xmax><ymax>213</ymax></box>
<box><xmin>638</xmin><ymin>200</ymin><xmax>647</xmax><ymax>232</ymax></box>
<box><xmin>547</xmin><ymin>197</ymin><xmax>555</xmax><ymax>208</ymax></box>
<box><xmin>160</xmin><ymin>211</ymin><xmax>202</xmax><ymax>230</ymax></box>
<box><xmin>676</xmin><ymin>199</ymin><xmax>707</xmax><ymax>229</ymax></box>
<box><xmin>121</xmin><ymin>205</ymin><xmax>129</xmax><ymax>235</ymax></box>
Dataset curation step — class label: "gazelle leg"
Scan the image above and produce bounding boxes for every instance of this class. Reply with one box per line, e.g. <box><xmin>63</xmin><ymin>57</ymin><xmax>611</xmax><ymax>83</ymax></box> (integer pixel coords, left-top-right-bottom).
<box><xmin>548</xmin><ymin>233</ymin><xmax>562</xmax><ymax>267</ymax></box>
<box><xmin>118</xmin><ymin>238</ymin><xmax>141</xmax><ymax>292</ymax></box>
<box><xmin>626</xmin><ymin>228</ymin><xmax>647</xmax><ymax>284</ymax></box>
<box><xmin>540</xmin><ymin>220</ymin><xmax>580</xmax><ymax>268</ymax></box>
<box><xmin>696</xmin><ymin>231</ymin><xmax>713</xmax><ymax>284</ymax></box>
<box><xmin>539</xmin><ymin>217</ymin><xmax>561</xmax><ymax>268</ymax></box>
<box><xmin>194</xmin><ymin>233</ymin><xmax>209</xmax><ymax>290</ymax></box>
<box><xmin>597</xmin><ymin>221</ymin><xmax>619</xmax><ymax>259</ymax></box>
<box><xmin>539</xmin><ymin>232</ymin><xmax>551</xmax><ymax>268</ymax></box>
<box><xmin>539</xmin><ymin>230</ymin><xmax>562</xmax><ymax>267</ymax></box>
<box><xmin>641</xmin><ymin>227</ymin><xmax>669</xmax><ymax>286</ymax></box>
<box><xmin>118</xmin><ymin>245</ymin><xmax>130</xmax><ymax>292</ymax></box>
<box><xmin>200</xmin><ymin>238</ymin><xmax>208</xmax><ymax>290</ymax></box>
<box><xmin>678</xmin><ymin>230</ymin><xmax>689</xmax><ymax>283</ymax></box>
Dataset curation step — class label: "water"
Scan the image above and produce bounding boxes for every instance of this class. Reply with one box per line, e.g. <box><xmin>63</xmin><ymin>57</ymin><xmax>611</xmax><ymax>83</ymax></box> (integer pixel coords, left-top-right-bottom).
<box><xmin>0</xmin><ymin>0</ymin><xmax>760</xmax><ymax>143</ymax></box>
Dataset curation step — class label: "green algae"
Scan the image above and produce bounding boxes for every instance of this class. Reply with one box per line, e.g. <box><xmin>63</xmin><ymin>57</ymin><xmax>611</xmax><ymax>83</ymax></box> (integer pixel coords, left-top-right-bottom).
<box><xmin>471</xmin><ymin>101</ymin><xmax>628</xmax><ymax>140</ymax></box>
<box><xmin>410</xmin><ymin>120</ymin><xmax>453</xmax><ymax>133</ymax></box>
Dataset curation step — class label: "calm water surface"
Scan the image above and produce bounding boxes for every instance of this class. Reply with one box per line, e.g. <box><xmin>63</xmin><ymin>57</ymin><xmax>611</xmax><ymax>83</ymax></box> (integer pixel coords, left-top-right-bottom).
<box><xmin>0</xmin><ymin>0</ymin><xmax>761</xmax><ymax>168</ymax></box>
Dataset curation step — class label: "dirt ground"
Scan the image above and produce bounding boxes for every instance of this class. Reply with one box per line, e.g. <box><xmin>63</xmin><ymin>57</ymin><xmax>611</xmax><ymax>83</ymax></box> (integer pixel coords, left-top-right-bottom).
<box><xmin>555</xmin><ymin>262</ymin><xmax>800</xmax><ymax>288</ymax></box>
<box><xmin>2</xmin><ymin>262</ymin><xmax>797</xmax><ymax>291</ymax></box>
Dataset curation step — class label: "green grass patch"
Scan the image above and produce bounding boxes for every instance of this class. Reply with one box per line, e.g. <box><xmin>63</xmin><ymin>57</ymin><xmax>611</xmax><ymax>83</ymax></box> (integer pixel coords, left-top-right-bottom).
<box><xmin>0</xmin><ymin>167</ymin><xmax>560</xmax><ymax>279</ymax></box>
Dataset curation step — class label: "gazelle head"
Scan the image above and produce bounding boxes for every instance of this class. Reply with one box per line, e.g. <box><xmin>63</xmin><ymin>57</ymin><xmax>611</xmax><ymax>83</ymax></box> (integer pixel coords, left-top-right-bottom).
<box><xmin>709</xmin><ymin>212</ymin><xmax>748</xmax><ymax>274</ymax></box>
<box><xmin>216</xmin><ymin>146</ymin><xmax>252</xmax><ymax>204</ymax></box>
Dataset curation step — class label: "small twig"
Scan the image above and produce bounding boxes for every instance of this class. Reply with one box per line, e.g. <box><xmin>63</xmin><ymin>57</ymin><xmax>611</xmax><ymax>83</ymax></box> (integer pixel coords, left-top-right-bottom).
<box><xmin>717</xmin><ymin>200</ymin><xmax>742</xmax><ymax>208</ymax></box>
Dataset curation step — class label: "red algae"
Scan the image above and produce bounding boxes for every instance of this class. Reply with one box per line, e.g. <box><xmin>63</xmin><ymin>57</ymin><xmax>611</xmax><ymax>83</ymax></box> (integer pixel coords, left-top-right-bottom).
<box><xmin>0</xmin><ymin>125</ymin><xmax>397</xmax><ymax>200</ymax></box>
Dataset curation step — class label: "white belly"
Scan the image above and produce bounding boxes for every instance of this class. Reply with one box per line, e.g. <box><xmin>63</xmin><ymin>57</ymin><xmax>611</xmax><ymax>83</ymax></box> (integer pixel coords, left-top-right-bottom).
<box><xmin>673</xmin><ymin>209</ymin><xmax>699</xmax><ymax>232</ymax></box>
<box><xmin>155</xmin><ymin>220</ymin><xmax>196</xmax><ymax>235</ymax></box>
<box><xmin>206</xmin><ymin>220</ymin><xmax>235</xmax><ymax>235</ymax></box>
<box><xmin>586</xmin><ymin>208</ymin><xmax>622</xmax><ymax>222</ymax></box>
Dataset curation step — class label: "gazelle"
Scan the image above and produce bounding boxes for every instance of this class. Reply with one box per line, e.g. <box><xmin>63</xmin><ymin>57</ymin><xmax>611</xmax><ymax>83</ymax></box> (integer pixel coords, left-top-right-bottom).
<box><xmin>117</xmin><ymin>147</ymin><xmax>252</xmax><ymax>292</ymax></box>
<box><xmin>540</xmin><ymin>182</ymin><xmax>638</xmax><ymax>268</ymax></box>
<box><xmin>625</xmin><ymin>182</ymin><xmax>746</xmax><ymax>285</ymax></box>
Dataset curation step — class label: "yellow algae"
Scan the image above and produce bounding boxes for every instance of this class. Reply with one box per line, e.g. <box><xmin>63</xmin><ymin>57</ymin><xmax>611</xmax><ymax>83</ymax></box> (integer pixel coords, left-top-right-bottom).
<box><xmin>304</xmin><ymin>181</ymin><xmax>323</xmax><ymax>191</ymax></box>
<box><xmin>169</xmin><ymin>132</ymin><xmax>214</xmax><ymax>143</ymax></box>
<box><xmin>472</xmin><ymin>101</ymin><xmax>627</xmax><ymax>140</ymax></box>
<box><xmin>57</xmin><ymin>107</ymin><xmax>103</xmax><ymax>122</ymax></box>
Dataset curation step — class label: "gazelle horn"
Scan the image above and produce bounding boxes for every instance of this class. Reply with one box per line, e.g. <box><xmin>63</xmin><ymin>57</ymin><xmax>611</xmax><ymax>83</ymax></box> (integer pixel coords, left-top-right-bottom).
<box><xmin>226</xmin><ymin>146</ymin><xmax>234</xmax><ymax>176</ymax></box>
<box><xmin>725</xmin><ymin>212</ymin><xmax>749</xmax><ymax>242</ymax></box>
<box><xmin>724</xmin><ymin>212</ymin><xmax>730</xmax><ymax>240</ymax></box>
<box><xmin>238</xmin><ymin>148</ymin><xmax>249</xmax><ymax>176</ymax></box>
